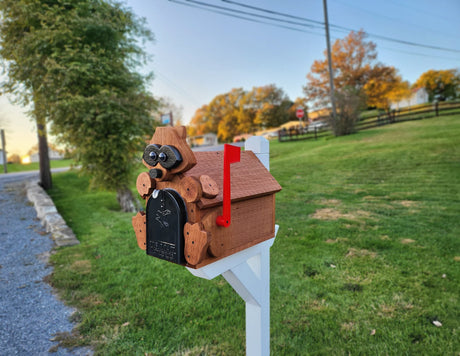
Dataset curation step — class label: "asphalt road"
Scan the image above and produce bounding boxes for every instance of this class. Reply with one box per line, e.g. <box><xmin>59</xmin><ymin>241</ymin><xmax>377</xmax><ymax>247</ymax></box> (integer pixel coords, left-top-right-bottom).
<box><xmin>0</xmin><ymin>171</ymin><xmax>92</xmax><ymax>355</ymax></box>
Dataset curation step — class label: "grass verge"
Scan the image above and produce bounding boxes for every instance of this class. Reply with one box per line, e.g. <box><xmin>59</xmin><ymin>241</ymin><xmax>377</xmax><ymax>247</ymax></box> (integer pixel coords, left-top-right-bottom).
<box><xmin>48</xmin><ymin>114</ymin><xmax>460</xmax><ymax>355</ymax></box>
<box><xmin>2</xmin><ymin>159</ymin><xmax>73</xmax><ymax>173</ymax></box>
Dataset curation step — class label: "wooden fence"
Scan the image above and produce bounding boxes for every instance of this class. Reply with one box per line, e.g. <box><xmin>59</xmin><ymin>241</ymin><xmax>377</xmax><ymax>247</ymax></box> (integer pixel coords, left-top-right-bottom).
<box><xmin>278</xmin><ymin>101</ymin><xmax>460</xmax><ymax>142</ymax></box>
<box><xmin>278</xmin><ymin>125</ymin><xmax>331</xmax><ymax>142</ymax></box>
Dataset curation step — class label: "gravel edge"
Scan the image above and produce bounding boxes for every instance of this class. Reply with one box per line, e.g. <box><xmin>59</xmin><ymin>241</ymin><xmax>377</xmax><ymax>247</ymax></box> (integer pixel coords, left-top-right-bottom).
<box><xmin>25</xmin><ymin>179</ymin><xmax>80</xmax><ymax>247</ymax></box>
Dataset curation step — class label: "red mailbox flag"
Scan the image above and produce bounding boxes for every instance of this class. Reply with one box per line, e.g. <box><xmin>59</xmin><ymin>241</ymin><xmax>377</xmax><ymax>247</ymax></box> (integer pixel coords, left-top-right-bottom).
<box><xmin>216</xmin><ymin>144</ymin><xmax>241</xmax><ymax>227</ymax></box>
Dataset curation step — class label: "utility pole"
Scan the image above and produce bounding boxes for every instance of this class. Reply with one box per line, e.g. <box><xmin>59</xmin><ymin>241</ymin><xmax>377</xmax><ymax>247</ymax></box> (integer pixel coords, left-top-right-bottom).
<box><xmin>1</xmin><ymin>129</ymin><xmax>7</xmax><ymax>174</ymax></box>
<box><xmin>322</xmin><ymin>0</ymin><xmax>338</xmax><ymax>124</ymax></box>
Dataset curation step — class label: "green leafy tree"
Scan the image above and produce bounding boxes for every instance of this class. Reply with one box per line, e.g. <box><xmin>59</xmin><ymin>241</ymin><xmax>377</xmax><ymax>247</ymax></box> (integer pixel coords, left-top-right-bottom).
<box><xmin>0</xmin><ymin>0</ymin><xmax>54</xmax><ymax>188</ymax></box>
<box><xmin>48</xmin><ymin>0</ymin><xmax>157</xmax><ymax>212</ymax></box>
<box><xmin>0</xmin><ymin>0</ymin><xmax>157</xmax><ymax>211</ymax></box>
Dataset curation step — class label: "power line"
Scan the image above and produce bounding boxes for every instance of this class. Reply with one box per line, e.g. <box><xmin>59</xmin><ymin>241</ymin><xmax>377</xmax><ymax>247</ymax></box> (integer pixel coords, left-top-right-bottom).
<box><xmin>168</xmin><ymin>0</ymin><xmax>325</xmax><ymax>37</ymax></box>
<box><xmin>331</xmin><ymin>0</ymin><xmax>458</xmax><ymax>40</ymax></box>
<box><xmin>378</xmin><ymin>45</ymin><xmax>460</xmax><ymax>62</ymax></box>
<box><xmin>168</xmin><ymin>0</ymin><xmax>460</xmax><ymax>57</ymax></box>
<box><xmin>220</xmin><ymin>0</ymin><xmax>460</xmax><ymax>53</ymax></box>
<box><xmin>186</xmin><ymin>0</ymin><xmax>321</xmax><ymax>30</ymax></box>
<box><xmin>222</xmin><ymin>0</ymin><xmax>324</xmax><ymax>26</ymax></box>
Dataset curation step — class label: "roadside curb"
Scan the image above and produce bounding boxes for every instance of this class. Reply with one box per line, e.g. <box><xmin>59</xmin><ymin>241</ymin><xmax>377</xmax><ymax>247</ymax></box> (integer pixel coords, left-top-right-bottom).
<box><xmin>25</xmin><ymin>179</ymin><xmax>80</xmax><ymax>247</ymax></box>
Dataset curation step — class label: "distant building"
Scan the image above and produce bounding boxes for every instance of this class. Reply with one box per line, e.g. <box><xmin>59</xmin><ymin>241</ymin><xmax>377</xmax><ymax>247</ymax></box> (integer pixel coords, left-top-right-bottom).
<box><xmin>0</xmin><ymin>150</ymin><xmax>5</xmax><ymax>165</ymax></box>
<box><xmin>29</xmin><ymin>148</ymin><xmax>64</xmax><ymax>163</ymax></box>
<box><xmin>187</xmin><ymin>133</ymin><xmax>218</xmax><ymax>147</ymax></box>
<box><xmin>391</xmin><ymin>87</ymin><xmax>429</xmax><ymax>110</ymax></box>
<box><xmin>233</xmin><ymin>134</ymin><xmax>252</xmax><ymax>142</ymax></box>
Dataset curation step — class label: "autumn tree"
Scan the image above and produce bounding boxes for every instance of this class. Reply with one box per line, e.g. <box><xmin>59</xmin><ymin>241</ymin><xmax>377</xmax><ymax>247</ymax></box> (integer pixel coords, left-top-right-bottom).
<box><xmin>414</xmin><ymin>69</ymin><xmax>460</xmax><ymax>101</ymax></box>
<box><xmin>386</xmin><ymin>80</ymin><xmax>411</xmax><ymax>109</ymax></box>
<box><xmin>189</xmin><ymin>84</ymin><xmax>292</xmax><ymax>141</ymax></box>
<box><xmin>244</xmin><ymin>85</ymin><xmax>291</xmax><ymax>129</ymax></box>
<box><xmin>364</xmin><ymin>66</ymin><xmax>410</xmax><ymax>111</ymax></box>
<box><xmin>303</xmin><ymin>30</ymin><xmax>403</xmax><ymax>135</ymax></box>
<box><xmin>214</xmin><ymin>88</ymin><xmax>245</xmax><ymax>142</ymax></box>
<box><xmin>188</xmin><ymin>104</ymin><xmax>209</xmax><ymax>137</ymax></box>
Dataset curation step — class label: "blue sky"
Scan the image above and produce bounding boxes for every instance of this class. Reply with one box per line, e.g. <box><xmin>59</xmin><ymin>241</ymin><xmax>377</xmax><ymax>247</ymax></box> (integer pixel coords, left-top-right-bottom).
<box><xmin>1</xmin><ymin>0</ymin><xmax>459</xmax><ymax>155</ymax></box>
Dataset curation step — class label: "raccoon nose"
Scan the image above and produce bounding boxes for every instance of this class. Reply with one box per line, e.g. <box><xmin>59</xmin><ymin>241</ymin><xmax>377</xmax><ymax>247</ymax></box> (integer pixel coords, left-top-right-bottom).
<box><xmin>149</xmin><ymin>168</ymin><xmax>163</xmax><ymax>179</ymax></box>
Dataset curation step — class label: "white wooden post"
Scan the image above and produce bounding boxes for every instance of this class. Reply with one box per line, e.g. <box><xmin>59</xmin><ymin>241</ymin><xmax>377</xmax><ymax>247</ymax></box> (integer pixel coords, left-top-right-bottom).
<box><xmin>187</xmin><ymin>136</ymin><xmax>276</xmax><ymax>356</ymax></box>
<box><xmin>245</xmin><ymin>136</ymin><xmax>270</xmax><ymax>171</ymax></box>
<box><xmin>187</xmin><ymin>229</ymin><xmax>278</xmax><ymax>356</ymax></box>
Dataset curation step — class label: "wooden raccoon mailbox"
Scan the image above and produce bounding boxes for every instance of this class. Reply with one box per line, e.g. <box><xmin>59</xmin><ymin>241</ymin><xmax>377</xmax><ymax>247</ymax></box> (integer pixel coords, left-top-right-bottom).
<box><xmin>132</xmin><ymin>126</ymin><xmax>281</xmax><ymax>268</ymax></box>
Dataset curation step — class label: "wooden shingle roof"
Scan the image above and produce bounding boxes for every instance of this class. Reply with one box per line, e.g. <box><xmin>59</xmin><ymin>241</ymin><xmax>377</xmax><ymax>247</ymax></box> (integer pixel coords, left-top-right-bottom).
<box><xmin>184</xmin><ymin>150</ymin><xmax>282</xmax><ymax>209</ymax></box>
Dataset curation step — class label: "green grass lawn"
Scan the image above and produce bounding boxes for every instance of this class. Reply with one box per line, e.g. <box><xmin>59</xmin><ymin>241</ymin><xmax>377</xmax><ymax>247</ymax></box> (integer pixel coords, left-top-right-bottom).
<box><xmin>47</xmin><ymin>115</ymin><xmax>460</xmax><ymax>355</ymax></box>
<box><xmin>1</xmin><ymin>159</ymin><xmax>73</xmax><ymax>173</ymax></box>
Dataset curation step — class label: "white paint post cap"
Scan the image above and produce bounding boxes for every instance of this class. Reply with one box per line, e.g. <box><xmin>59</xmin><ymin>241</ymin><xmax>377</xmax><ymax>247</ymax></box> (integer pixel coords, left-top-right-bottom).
<box><xmin>245</xmin><ymin>136</ymin><xmax>269</xmax><ymax>154</ymax></box>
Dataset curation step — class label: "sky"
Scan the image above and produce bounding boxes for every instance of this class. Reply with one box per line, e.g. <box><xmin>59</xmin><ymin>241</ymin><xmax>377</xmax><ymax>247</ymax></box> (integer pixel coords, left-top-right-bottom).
<box><xmin>1</xmin><ymin>0</ymin><xmax>459</xmax><ymax>156</ymax></box>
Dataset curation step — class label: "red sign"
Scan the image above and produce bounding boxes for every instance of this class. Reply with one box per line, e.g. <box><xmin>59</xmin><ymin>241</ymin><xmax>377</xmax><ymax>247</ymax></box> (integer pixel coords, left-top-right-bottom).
<box><xmin>296</xmin><ymin>108</ymin><xmax>304</xmax><ymax>119</ymax></box>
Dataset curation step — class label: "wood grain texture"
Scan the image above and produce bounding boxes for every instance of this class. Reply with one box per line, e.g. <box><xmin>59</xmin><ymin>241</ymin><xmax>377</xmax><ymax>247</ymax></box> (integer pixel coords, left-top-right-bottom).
<box><xmin>156</xmin><ymin>174</ymin><xmax>203</xmax><ymax>203</ymax></box>
<box><xmin>191</xmin><ymin>195</ymin><xmax>275</xmax><ymax>267</ymax></box>
<box><xmin>184</xmin><ymin>222</ymin><xmax>210</xmax><ymax>266</ymax></box>
<box><xmin>148</xmin><ymin>126</ymin><xmax>197</xmax><ymax>174</ymax></box>
<box><xmin>132</xmin><ymin>211</ymin><xmax>146</xmax><ymax>250</ymax></box>
<box><xmin>180</xmin><ymin>176</ymin><xmax>202</xmax><ymax>203</ymax></box>
<box><xmin>134</xmin><ymin>127</ymin><xmax>282</xmax><ymax>268</ymax></box>
<box><xmin>185</xmin><ymin>202</ymin><xmax>201</xmax><ymax>224</ymax></box>
<box><xmin>185</xmin><ymin>151</ymin><xmax>281</xmax><ymax>209</ymax></box>
<box><xmin>136</xmin><ymin>172</ymin><xmax>155</xmax><ymax>199</ymax></box>
<box><xmin>200</xmin><ymin>175</ymin><xmax>219</xmax><ymax>198</ymax></box>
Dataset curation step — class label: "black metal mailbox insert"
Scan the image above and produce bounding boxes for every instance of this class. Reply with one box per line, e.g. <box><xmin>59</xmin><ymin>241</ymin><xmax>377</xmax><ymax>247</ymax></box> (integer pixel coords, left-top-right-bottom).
<box><xmin>145</xmin><ymin>189</ymin><xmax>187</xmax><ymax>264</ymax></box>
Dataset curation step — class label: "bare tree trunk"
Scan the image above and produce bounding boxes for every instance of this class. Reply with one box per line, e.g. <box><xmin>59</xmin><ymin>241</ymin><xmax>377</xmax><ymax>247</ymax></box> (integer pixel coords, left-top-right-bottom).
<box><xmin>117</xmin><ymin>186</ymin><xmax>139</xmax><ymax>212</ymax></box>
<box><xmin>34</xmin><ymin>95</ymin><xmax>52</xmax><ymax>190</ymax></box>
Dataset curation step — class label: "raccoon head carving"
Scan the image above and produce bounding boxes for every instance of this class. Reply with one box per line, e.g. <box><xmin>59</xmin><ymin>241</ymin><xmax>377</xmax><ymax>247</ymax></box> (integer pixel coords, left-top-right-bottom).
<box><xmin>142</xmin><ymin>126</ymin><xmax>196</xmax><ymax>181</ymax></box>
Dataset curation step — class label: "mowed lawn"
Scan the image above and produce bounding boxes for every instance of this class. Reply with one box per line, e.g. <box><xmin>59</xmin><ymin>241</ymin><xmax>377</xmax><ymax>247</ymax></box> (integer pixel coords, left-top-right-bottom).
<box><xmin>47</xmin><ymin>115</ymin><xmax>459</xmax><ymax>355</ymax></box>
<box><xmin>1</xmin><ymin>159</ymin><xmax>73</xmax><ymax>173</ymax></box>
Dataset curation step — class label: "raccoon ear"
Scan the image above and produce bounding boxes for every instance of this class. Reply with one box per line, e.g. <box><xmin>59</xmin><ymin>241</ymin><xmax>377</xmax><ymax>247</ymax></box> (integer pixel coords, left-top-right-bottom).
<box><xmin>174</xmin><ymin>126</ymin><xmax>187</xmax><ymax>139</ymax></box>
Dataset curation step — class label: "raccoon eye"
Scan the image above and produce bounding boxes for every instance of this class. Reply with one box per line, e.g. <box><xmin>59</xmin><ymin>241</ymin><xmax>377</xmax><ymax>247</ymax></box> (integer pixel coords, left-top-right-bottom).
<box><xmin>143</xmin><ymin>144</ymin><xmax>161</xmax><ymax>167</ymax></box>
<box><xmin>158</xmin><ymin>145</ymin><xmax>182</xmax><ymax>169</ymax></box>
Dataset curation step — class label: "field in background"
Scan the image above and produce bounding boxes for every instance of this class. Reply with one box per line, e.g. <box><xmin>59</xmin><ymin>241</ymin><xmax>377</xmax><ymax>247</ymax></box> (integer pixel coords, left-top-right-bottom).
<box><xmin>1</xmin><ymin>159</ymin><xmax>73</xmax><ymax>173</ymax></box>
<box><xmin>47</xmin><ymin>114</ymin><xmax>459</xmax><ymax>355</ymax></box>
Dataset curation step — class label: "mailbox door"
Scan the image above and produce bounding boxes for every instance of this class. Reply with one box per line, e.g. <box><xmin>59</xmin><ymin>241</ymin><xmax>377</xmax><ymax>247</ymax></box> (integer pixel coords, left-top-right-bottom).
<box><xmin>146</xmin><ymin>189</ymin><xmax>187</xmax><ymax>264</ymax></box>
